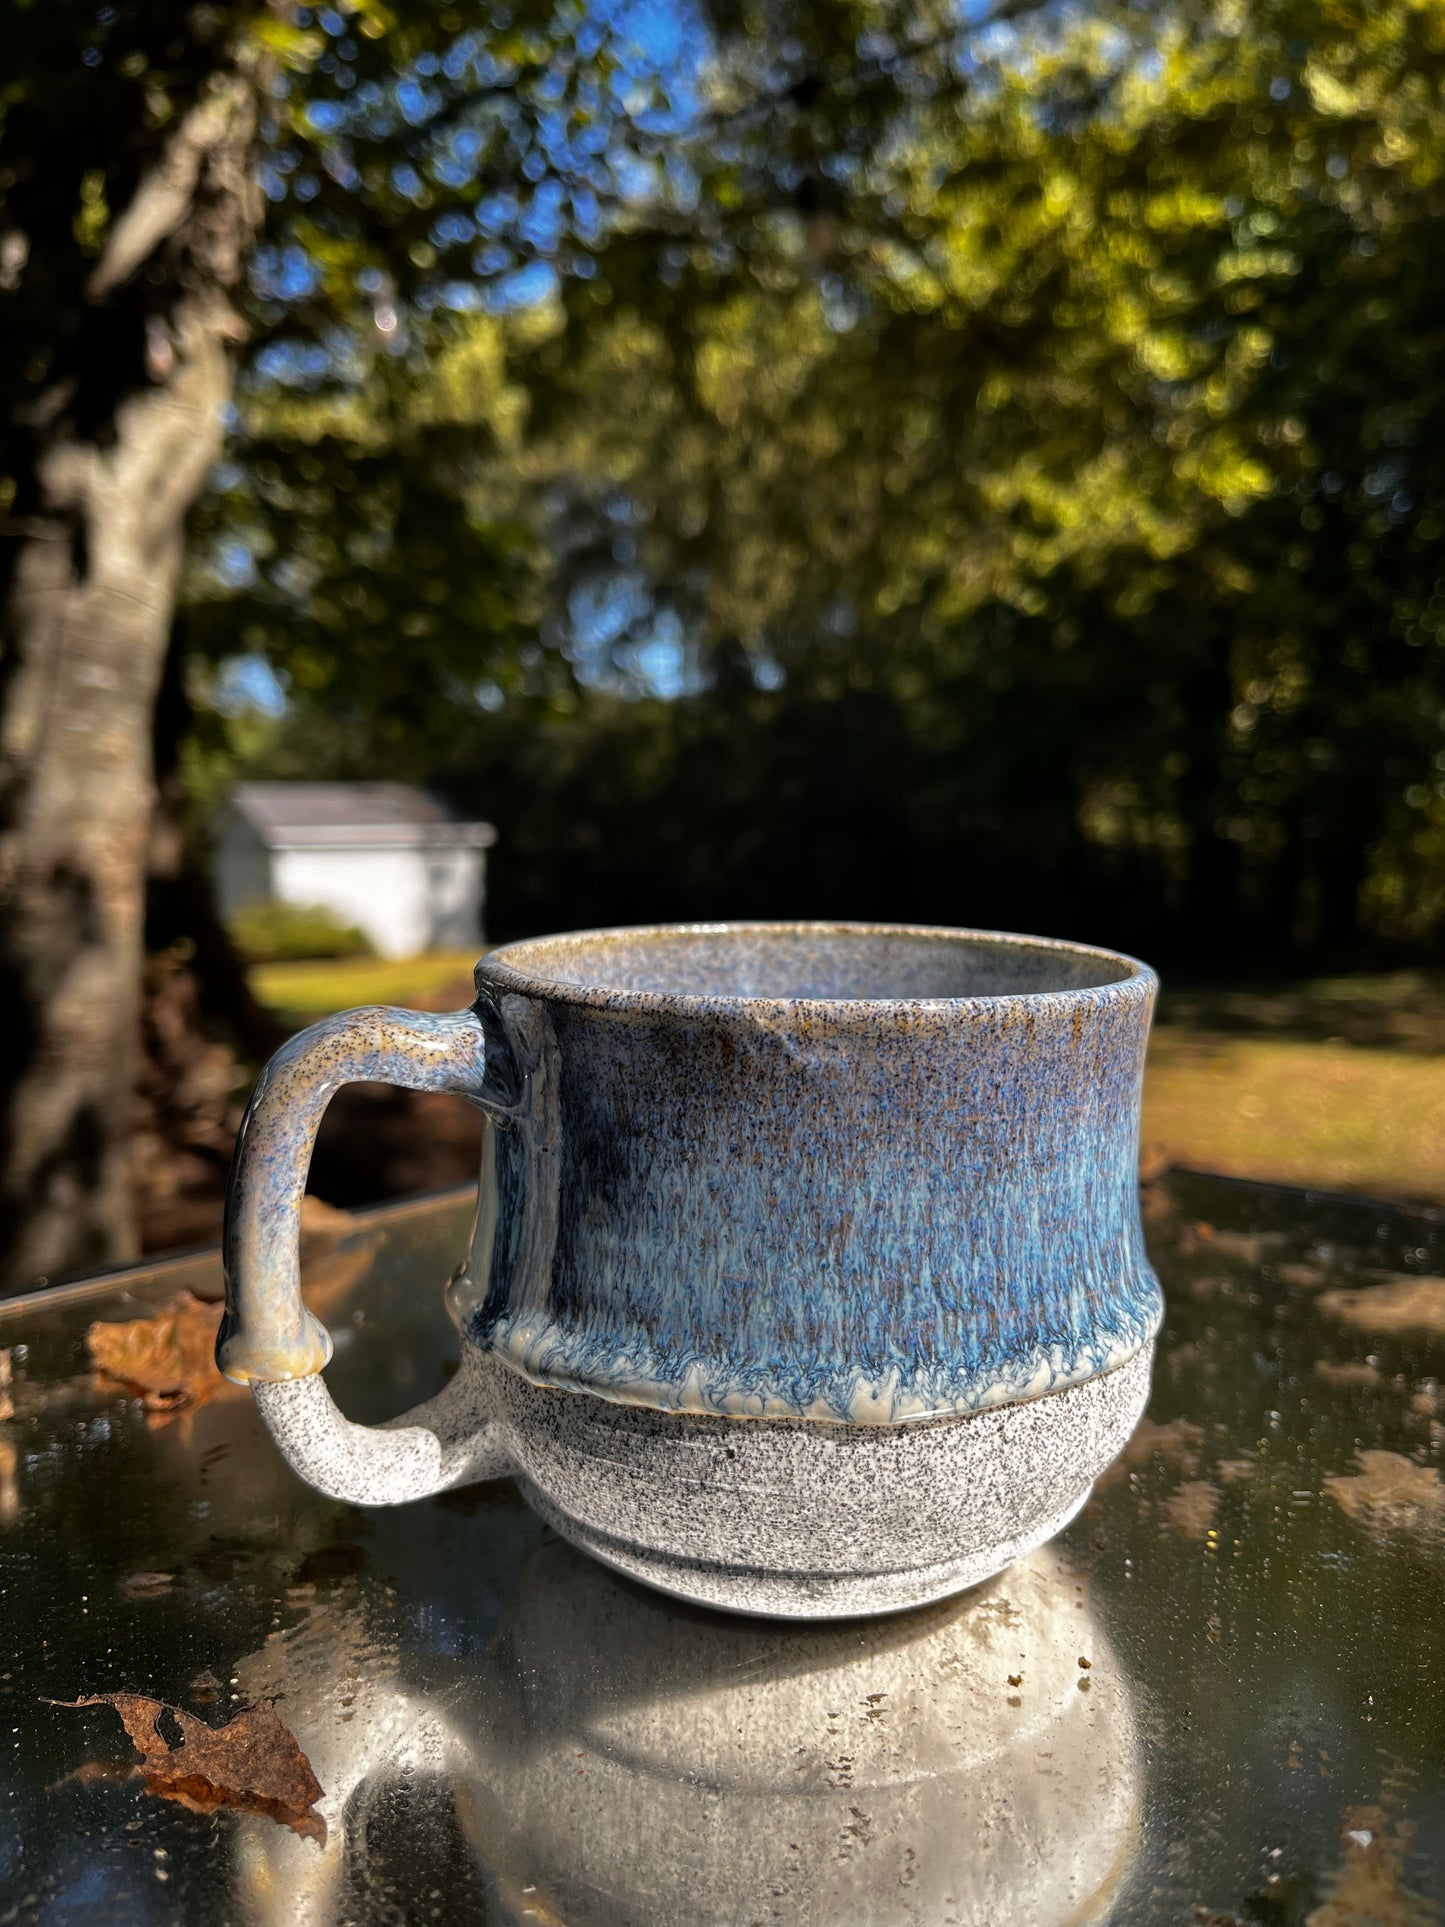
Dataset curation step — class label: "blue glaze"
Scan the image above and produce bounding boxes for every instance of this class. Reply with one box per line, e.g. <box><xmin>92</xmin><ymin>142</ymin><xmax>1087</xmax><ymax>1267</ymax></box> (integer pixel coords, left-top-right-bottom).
<box><xmin>219</xmin><ymin>922</ymin><xmax>1161</xmax><ymax>1424</ymax></box>
<box><xmin>454</xmin><ymin>923</ymin><xmax>1162</xmax><ymax>1423</ymax></box>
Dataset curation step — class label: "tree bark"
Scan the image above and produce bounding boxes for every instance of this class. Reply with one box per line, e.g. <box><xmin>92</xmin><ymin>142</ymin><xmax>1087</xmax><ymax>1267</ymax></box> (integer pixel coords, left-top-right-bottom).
<box><xmin>0</xmin><ymin>72</ymin><xmax>261</xmax><ymax>1289</ymax></box>
<box><xmin>147</xmin><ymin>615</ymin><xmax>282</xmax><ymax>1069</ymax></box>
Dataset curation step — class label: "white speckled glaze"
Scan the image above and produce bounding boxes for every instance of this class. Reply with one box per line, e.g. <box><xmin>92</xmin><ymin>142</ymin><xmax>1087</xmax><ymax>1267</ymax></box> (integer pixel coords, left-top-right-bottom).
<box><xmin>254</xmin><ymin>1340</ymin><xmax>1151</xmax><ymax>1617</ymax></box>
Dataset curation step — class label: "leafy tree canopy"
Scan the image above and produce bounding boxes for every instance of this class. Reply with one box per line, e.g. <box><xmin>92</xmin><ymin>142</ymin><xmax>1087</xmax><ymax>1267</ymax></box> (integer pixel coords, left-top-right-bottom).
<box><xmin>183</xmin><ymin>0</ymin><xmax>1445</xmax><ymax>961</ymax></box>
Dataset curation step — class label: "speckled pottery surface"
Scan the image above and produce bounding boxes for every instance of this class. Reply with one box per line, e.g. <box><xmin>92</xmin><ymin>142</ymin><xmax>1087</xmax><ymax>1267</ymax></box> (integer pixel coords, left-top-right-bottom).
<box><xmin>219</xmin><ymin>921</ymin><xmax>1162</xmax><ymax>1618</ymax></box>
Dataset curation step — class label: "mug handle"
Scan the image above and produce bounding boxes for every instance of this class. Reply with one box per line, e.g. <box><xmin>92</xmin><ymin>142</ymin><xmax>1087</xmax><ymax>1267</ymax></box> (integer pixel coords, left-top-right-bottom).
<box><xmin>216</xmin><ymin>1003</ymin><xmax>521</xmax><ymax>1506</ymax></box>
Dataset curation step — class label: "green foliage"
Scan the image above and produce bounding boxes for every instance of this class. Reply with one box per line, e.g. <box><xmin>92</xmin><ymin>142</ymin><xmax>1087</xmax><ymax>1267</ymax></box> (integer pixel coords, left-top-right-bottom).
<box><xmin>185</xmin><ymin>330</ymin><xmax>543</xmax><ymax>733</ymax></box>
<box><xmin>0</xmin><ymin>0</ymin><xmax>688</xmax><ymax>526</ymax></box>
<box><xmin>177</xmin><ymin>0</ymin><xmax>1445</xmax><ymax>962</ymax></box>
<box><xmin>225</xmin><ymin>897</ymin><xmax>373</xmax><ymax>963</ymax></box>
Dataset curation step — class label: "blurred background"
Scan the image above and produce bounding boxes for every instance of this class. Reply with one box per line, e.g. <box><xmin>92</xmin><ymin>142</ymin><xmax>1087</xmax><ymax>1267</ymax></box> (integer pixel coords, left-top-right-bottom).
<box><xmin>2</xmin><ymin>0</ymin><xmax>1443</xmax><ymax>1286</ymax></box>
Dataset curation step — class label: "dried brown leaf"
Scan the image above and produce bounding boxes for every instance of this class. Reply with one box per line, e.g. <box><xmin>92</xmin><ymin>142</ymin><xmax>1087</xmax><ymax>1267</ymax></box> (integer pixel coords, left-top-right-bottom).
<box><xmin>1314</xmin><ymin>1360</ymin><xmax>1383</xmax><ymax>1389</ymax></box>
<box><xmin>83</xmin><ymin>1203</ymin><xmax>371</xmax><ymax>1429</ymax></box>
<box><xmin>297</xmin><ymin>1195</ymin><xmax>352</xmax><ymax>1240</ymax></box>
<box><xmin>0</xmin><ymin>1436</ymin><xmax>17</xmax><ymax>1527</ymax></box>
<box><xmin>1325</xmin><ymin>1451</ymin><xmax>1445</xmax><ymax>1534</ymax></box>
<box><xmin>53</xmin><ymin>1692</ymin><xmax>325</xmax><ymax>1842</ymax></box>
<box><xmin>1216</xmin><ymin>1455</ymin><xmax>1256</xmax><ymax>1485</ymax></box>
<box><xmin>1098</xmin><ymin>1414</ymin><xmax>1207</xmax><ymax>1487</ymax></box>
<box><xmin>1165</xmin><ymin>1480</ymin><xmax>1222</xmax><ymax>1539</ymax></box>
<box><xmin>1278</xmin><ymin>1261</ymin><xmax>1331</xmax><ymax>1290</ymax></box>
<box><xmin>86</xmin><ymin>1291</ymin><xmax>229</xmax><ymax>1419</ymax></box>
<box><xmin>1320</xmin><ymin>1276</ymin><xmax>1445</xmax><ymax>1340</ymax></box>
<box><xmin>1306</xmin><ymin>1804</ymin><xmax>1437</xmax><ymax>1926</ymax></box>
<box><xmin>118</xmin><ymin>1570</ymin><xmax>175</xmax><ymax>1599</ymax></box>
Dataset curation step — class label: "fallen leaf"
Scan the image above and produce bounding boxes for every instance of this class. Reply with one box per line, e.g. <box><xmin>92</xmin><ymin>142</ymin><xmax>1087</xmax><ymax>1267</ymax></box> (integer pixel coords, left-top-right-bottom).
<box><xmin>87</xmin><ymin>1291</ymin><xmax>229</xmax><ymax>1420</ymax></box>
<box><xmin>0</xmin><ymin>1436</ymin><xmax>17</xmax><ymax>1527</ymax></box>
<box><xmin>298</xmin><ymin>1195</ymin><xmax>352</xmax><ymax>1240</ymax></box>
<box><xmin>84</xmin><ymin>1202</ymin><xmax>373</xmax><ymax>1426</ymax></box>
<box><xmin>1320</xmin><ymin>1277</ymin><xmax>1445</xmax><ymax>1340</ymax></box>
<box><xmin>1186</xmin><ymin>1224</ymin><xmax>1283</xmax><ymax>1264</ymax></box>
<box><xmin>1189</xmin><ymin>1274</ymin><xmax>1235</xmax><ymax>1302</ymax></box>
<box><xmin>1098</xmin><ymin>1414</ymin><xmax>1206</xmax><ymax>1486</ymax></box>
<box><xmin>1315</xmin><ymin>1360</ymin><xmax>1383</xmax><ymax>1389</ymax></box>
<box><xmin>118</xmin><ymin>1570</ymin><xmax>175</xmax><ymax>1599</ymax></box>
<box><xmin>1324</xmin><ymin>1451</ymin><xmax>1445</xmax><ymax>1534</ymax></box>
<box><xmin>1278</xmin><ymin>1261</ymin><xmax>1331</xmax><ymax>1290</ymax></box>
<box><xmin>53</xmin><ymin>1693</ymin><xmax>325</xmax><ymax>1842</ymax></box>
<box><xmin>1165</xmin><ymin>1480</ymin><xmax>1222</xmax><ymax>1539</ymax></box>
<box><xmin>1216</xmin><ymin>1456</ymin><xmax>1256</xmax><ymax>1485</ymax></box>
<box><xmin>1306</xmin><ymin>1804</ymin><xmax>1437</xmax><ymax>1926</ymax></box>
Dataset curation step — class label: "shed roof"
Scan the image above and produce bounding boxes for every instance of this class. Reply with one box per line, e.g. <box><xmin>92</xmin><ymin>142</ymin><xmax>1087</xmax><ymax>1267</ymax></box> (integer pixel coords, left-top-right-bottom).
<box><xmin>228</xmin><ymin>783</ymin><xmax>496</xmax><ymax>849</ymax></box>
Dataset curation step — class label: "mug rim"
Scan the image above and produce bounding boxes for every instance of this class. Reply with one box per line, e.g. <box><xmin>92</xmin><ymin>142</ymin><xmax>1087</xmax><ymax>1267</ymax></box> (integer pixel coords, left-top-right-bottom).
<box><xmin>475</xmin><ymin>920</ymin><xmax>1157</xmax><ymax>1018</ymax></box>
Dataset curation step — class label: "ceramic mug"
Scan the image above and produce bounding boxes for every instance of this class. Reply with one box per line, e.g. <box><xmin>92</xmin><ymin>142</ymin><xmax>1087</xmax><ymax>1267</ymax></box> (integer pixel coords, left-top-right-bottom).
<box><xmin>218</xmin><ymin>921</ymin><xmax>1162</xmax><ymax>1618</ymax></box>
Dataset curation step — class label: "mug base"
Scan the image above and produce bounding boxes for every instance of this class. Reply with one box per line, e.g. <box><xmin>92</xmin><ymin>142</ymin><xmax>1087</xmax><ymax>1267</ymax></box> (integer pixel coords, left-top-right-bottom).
<box><xmin>253</xmin><ymin>1341</ymin><xmax>1153</xmax><ymax>1621</ymax></box>
<box><xmin>522</xmin><ymin>1478</ymin><xmax>1096</xmax><ymax>1619</ymax></box>
<box><xmin>493</xmin><ymin>1343</ymin><xmax>1153</xmax><ymax>1620</ymax></box>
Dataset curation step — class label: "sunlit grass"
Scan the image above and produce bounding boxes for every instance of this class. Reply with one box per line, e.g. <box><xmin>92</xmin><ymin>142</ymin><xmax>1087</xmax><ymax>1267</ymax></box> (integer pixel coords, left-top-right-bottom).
<box><xmin>1143</xmin><ymin>968</ymin><xmax>1445</xmax><ymax>1203</ymax></box>
<box><xmin>250</xmin><ymin>950</ymin><xmax>479</xmax><ymax>1030</ymax></box>
<box><xmin>1143</xmin><ymin>1030</ymin><xmax>1445</xmax><ymax>1206</ymax></box>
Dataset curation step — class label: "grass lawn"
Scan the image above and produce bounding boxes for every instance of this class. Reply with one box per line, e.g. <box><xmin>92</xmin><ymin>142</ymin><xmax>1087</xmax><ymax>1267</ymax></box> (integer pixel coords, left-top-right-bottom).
<box><xmin>1145</xmin><ymin>969</ymin><xmax>1445</xmax><ymax>1207</ymax></box>
<box><xmin>1142</xmin><ymin>1030</ymin><xmax>1445</xmax><ymax>1206</ymax></box>
<box><xmin>249</xmin><ymin>953</ymin><xmax>1445</xmax><ymax>1207</ymax></box>
<box><xmin>249</xmin><ymin>949</ymin><xmax>480</xmax><ymax>1032</ymax></box>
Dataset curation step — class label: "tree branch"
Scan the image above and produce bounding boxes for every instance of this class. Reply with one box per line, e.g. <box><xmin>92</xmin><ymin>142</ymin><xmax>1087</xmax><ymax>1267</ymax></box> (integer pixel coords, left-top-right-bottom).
<box><xmin>87</xmin><ymin>77</ymin><xmax>250</xmax><ymax>302</ymax></box>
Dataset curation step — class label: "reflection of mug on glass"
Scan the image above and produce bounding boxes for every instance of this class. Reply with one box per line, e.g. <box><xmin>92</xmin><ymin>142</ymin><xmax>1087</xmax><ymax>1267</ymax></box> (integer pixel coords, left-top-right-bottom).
<box><xmin>234</xmin><ymin>1542</ymin><xmax>1141</xmax><ymax>1927</ymax></box>
<box><xmin>220</xmin><ymin>922</ymin><xmax>1162</xmax><ymax>1616</ymax></box>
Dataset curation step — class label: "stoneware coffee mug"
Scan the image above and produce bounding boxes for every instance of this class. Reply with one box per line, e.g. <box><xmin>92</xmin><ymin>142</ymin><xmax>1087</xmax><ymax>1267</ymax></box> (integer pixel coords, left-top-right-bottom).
<box><xmin>218</xmin><ymin>921</ymin><xmax>1162</xmax><ymax>1618</ymax></box>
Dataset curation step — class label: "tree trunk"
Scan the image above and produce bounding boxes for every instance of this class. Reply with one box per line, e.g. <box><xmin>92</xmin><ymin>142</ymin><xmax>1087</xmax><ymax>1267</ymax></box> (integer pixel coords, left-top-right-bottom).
<box><xmin>0</xmin><ymin>74</ymin><xmax>261</xmax><ymax>1289</ymax></box>
<box><xmin>147</xmin><ymin>615</ymin><xmax>282</xmax><ymax>1069</ymax></box>
<box><xmin>135</xmin><ymin>619</ymin><xmax>283</xmax><ymax>1256</ymax></box>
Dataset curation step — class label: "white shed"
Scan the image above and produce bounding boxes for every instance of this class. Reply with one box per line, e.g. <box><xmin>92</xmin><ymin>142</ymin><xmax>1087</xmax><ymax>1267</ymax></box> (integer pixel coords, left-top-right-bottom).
<box><xmin>214</xmin><ymin>783</ymin><xmax>497</xmax><ymax>960</ymax></box>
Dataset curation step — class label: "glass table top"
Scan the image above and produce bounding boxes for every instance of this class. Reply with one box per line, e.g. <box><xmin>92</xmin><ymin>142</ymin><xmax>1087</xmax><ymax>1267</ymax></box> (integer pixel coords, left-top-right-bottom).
<box><xmin>2</xmin><ymin>1170</ymin><xmax>1444</xmax><ymax>1926</ymax></box>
